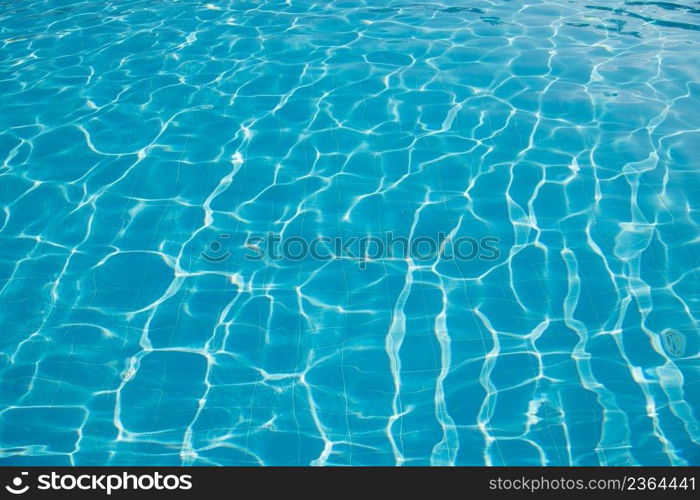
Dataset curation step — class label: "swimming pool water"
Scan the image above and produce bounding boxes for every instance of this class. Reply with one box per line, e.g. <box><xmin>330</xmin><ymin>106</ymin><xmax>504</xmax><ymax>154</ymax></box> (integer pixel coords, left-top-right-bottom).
<box><xmin>1</xmin><ymin>0</ymin><xmax>699</xmax><ymax>466</ymax></box>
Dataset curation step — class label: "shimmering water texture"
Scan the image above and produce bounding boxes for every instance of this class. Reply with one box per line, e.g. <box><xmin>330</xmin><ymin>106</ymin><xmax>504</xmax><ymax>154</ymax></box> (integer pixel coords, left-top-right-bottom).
<box><xmin>1</xmin><ymin>0</ymin><xmax>699</xmax><ymax>466</ymax></box>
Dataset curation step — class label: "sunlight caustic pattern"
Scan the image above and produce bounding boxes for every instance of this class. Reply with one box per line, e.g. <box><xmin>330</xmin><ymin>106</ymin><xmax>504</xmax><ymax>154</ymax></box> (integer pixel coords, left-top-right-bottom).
<box><xmin>0</xmin><ymin>0</ymin><xmax>699</xmax><ymax>465</ymax></box>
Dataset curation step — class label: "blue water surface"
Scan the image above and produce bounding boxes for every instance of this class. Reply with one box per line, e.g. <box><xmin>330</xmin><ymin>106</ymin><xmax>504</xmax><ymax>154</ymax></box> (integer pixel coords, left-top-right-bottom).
<box><xmin>1</xmin><ymin>0</ymin><xmax>699</xmax><ymax>466</ymax></box>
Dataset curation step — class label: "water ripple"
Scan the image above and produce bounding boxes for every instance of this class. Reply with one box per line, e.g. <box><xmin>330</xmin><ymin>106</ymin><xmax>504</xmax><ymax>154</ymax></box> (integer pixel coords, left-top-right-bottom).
<box><xmin>0</xmin><ymin>0</ymin><xmax>698</xmax><ymax>466</ymax></box>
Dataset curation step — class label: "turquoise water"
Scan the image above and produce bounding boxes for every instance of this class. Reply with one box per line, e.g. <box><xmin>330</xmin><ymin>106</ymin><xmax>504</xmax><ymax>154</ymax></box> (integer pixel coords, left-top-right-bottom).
<box><xmin>1</xmin><ymin>0</ymin><xmax>699</xmax><ymax>466</ymax></box>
